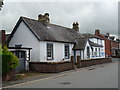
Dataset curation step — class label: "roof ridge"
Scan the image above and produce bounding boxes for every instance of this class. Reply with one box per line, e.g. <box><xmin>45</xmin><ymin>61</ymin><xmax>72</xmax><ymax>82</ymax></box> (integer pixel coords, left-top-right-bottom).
<box><xmin>20</xmin><ymin>16</ymin><xmax>37</xmax><ymax>21</ymax></box>
<box><xmin>21</xmin><ymin>16</ymin><xmax>78</xmax><ymax>32</ymax></box>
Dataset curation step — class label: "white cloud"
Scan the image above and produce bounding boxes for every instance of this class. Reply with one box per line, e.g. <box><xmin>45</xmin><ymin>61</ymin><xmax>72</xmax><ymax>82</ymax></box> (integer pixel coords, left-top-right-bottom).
<box><xmin>1</xmin><ymin>2</ymin><xmax>118</xmax><ymax>38</ymax></box>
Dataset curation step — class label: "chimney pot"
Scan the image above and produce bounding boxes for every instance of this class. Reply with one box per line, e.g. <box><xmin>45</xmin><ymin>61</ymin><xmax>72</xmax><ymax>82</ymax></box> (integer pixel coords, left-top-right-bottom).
<box><xmin>45</xmin><ymin>13</ymin><xmax>49</xmax><ymax>16</ymax></box>
<box><xmin>72</xmin><ymin>22</ymin><xmax>79</xmax><ymax>31</ymax></box>
<box><xmin>106</xmin><ymin>33</ymin><xmax>109</xmax><ymax>37</ymax></box>
<box><xmin>38</xmin><ymin>13</ymin><xmax>50</xmax><ymax>24</ymax></box>
<box><xmin>95</xmin><ymin>29</ymin><xmax>100</xmax><ymax>35</ymax></box>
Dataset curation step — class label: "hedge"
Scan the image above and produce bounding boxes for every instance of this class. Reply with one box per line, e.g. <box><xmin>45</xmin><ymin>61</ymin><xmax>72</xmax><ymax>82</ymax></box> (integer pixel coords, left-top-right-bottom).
<box><xmin>0</xmin><ymin>46</ymin><xmax>19</xmax><ymax>74</ymax></box>
<box><xmin>2</xmin><ymin>55</ymin><xmax>11</xmax><ymax>74</ymax></box>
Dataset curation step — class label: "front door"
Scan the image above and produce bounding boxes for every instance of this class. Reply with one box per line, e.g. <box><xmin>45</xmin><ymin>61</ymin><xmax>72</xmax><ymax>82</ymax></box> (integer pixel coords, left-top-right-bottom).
<box><xmin>14</xmin><ymin>51</ymin><xmax>26</xmax><ymax>73</ymax></box>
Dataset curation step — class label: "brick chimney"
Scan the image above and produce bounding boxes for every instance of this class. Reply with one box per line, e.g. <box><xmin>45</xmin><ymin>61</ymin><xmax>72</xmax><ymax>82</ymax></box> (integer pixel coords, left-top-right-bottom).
<box><xmin>72</xmin><ymin>22</ymin><xmax>79</xmax><ymax>31</ymax></box>
<box><xmin>95</xmin><ymin>29</ymin><xmax>100</xmax><ymax>35</ymax></box>
<box><xmin>38</xmin><ymin>13</ymin><xmax>50</xmax><ymax>25</ymax></box>
<box><xmin>0</xmin><ymin>30</ymin><xmax>6</xmax><ymax>44</ymax></box>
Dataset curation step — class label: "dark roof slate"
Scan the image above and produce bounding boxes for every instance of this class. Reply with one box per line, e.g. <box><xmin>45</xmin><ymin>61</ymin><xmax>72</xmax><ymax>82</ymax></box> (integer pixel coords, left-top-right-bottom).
<box><xmin>73</xmin><ymin>38</ymin><xmax>87</xmax><ymax>50</ymax></box>
<box><xmin>8</xmin><ymin>16</ymin><xmax>84</xmax><ymax>44</ymax></box>
<box><xmin>73</xmin><ymin>33</ymin><xmax>103</xmax><ymax>50</ymax></box>
<box><xmin>82</xmin><ymin>33</ymin><xmax>103</xmax><ymax>39</ymax></box>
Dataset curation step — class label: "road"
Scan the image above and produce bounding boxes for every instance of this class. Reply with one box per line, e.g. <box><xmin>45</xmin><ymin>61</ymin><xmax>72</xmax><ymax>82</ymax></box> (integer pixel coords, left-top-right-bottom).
<box><xmin>4</xmin><ymin>61</ymin><xmax>118</xmax><ymax>88</ymax></box>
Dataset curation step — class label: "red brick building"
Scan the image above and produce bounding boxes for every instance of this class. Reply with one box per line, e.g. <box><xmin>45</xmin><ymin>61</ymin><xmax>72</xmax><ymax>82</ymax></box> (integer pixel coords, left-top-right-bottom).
<box><xmin>95</xmin><ymin>29</ymin><xmax>120</xmax><ymax>57</ymax></box>
<box><xmin>109</xmin><ymin>36</ymin><xmax>119</xmax><ymax>56</ymax></box>
<box><xmin>95</xmin><ymin>29</ymin><xmax>111</xmax><ymax>57</ymax></box>
<box><xmin>0</xmin><ymin>30</ymin><xmax>10</xmax><ymax>46</ymax></box>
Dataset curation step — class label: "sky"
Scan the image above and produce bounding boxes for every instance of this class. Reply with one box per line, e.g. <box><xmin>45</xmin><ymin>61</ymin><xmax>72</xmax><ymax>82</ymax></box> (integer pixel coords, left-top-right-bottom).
<box><xmin>0</xmin><ymin>0</ymin><xmax>119</xmax><ymax>38</ymax></box>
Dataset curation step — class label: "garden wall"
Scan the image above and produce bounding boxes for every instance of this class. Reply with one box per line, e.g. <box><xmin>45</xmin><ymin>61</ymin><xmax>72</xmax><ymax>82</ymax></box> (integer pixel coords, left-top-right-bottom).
<box><xmin>112</xmin><ymin>55</ymin><xmax>120</xmax><ymax>58</ymax></box>
<box><xmin>79</xmin><ymin>57</ymin><xmax>112</xmax><ymax>68</ymax></box>
<box><xmin>29</xmin><ymin>61</ymin><xmax>74</xmax><ymax>73</ymax></box>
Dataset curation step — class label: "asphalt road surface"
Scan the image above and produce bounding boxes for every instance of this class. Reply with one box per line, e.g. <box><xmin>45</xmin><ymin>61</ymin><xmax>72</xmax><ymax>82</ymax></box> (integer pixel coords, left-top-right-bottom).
<box><xmin>4</xmin><ymin>61</ymin><xmax>118</xmax><ymax>88</ymax></box>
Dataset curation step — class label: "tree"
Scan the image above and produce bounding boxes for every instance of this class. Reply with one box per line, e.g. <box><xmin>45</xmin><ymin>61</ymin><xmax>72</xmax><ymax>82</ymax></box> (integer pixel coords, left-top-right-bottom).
<box><xmin>1</xmin><ymin>45</ymin><xmax>19</xmax><ymax>74</ymax></box>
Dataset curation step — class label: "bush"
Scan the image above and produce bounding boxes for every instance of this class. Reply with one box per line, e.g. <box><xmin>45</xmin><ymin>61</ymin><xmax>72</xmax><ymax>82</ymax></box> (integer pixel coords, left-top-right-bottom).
<box><xmin>1</xmin><ymin>45</ymin><xmax>19</xmax><ymax>74</ymax></box>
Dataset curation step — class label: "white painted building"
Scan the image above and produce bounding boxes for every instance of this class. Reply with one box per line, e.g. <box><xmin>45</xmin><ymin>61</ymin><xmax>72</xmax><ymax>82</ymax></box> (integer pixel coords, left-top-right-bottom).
<box><xmin>7</xmin><ymin>13</ymin><xmax>106</xmax><ymax>71</ymax></box>
<box><xmin>73</xmin><ymin>33</ymin><xmax>105</xmax><ymax>61</ymax></box>
<box><xmin>7</xmin><ymin>13</ymin><xmax>83</xmax><ymax>71</ymax></box>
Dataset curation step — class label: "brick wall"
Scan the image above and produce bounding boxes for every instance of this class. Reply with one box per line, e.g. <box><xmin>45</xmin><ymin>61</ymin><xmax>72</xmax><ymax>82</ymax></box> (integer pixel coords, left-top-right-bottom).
<box><xmin>105</xmin><ymin>39</ymin><xmax>111</xmax><ymax>56</ymax></box>
<box><xmin>2</xmin><ymin>69</ymin><xmax>15</xmax><ymax>81</ymax></box>
<box><xmin>29</xmin><ymin>61</ymin><xmax>74</xmax><ymax>73</ymax></box>
<box><xmin>80</xmin><ymin>58</ymin><xmax>112</xmax><ymax>67</ymax></box>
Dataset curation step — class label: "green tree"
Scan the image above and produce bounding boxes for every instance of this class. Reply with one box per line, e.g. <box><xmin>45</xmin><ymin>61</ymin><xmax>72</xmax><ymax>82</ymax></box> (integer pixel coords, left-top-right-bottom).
<box><xmin>2</xmin><ymin>46</ymin><xmax>19</xmax><ymax>74</ymax></box>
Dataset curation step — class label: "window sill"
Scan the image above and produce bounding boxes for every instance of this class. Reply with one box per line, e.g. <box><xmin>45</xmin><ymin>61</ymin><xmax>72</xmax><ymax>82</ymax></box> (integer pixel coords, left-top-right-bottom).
<box><xmin>47</xmin><ymin>59</ymin><xmax>54</xmax><ymax>60</ymax></box>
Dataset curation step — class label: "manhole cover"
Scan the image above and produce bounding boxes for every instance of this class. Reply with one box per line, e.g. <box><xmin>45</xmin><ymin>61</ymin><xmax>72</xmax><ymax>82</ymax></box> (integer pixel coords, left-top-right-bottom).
<box><xmin>88</xmin><ymin>67</ymin><xmax>95</xmax><ymax>70</ymax></box>
<box><xmin>60</xmin><ymin>82</ymin><xmax>71</xmax><ymax>85</ymax></box>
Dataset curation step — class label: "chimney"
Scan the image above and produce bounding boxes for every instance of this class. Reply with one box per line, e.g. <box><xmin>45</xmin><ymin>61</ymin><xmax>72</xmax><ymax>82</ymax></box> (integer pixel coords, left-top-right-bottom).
<box><xmin>106</xmin><ymin>33</ymin><xmax>109</xmax><ymax>37</ymax></box>
<box><xmin>38</xmin><ymin>13</ymin><xmax>50</xmax><ymax>25</ymax></box>
<box><xmin>72</xmin><ymin>22</ymin><xmax>79</xmax><ymax>31</ymax></box>
<box><xmin>0</xmin><ymin>30</ymin><xmax>6</xmax><ymax>44</ymax></box>
<box><xmin>95</xmin><ymin>29</ymin><xmax>100</xmax><ymax>35</ymax></box>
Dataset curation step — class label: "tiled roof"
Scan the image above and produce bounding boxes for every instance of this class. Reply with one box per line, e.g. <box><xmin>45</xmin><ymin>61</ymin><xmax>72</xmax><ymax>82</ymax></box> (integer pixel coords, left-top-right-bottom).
<box><xmin>8</xmin><ymin>17</ymin><xmax>84</xmax><ymax>44</ymax></box>
<box><xmin>73</xmin><ymin>33</ymin><xmax>103</xmax><ymax>50</ymax></box>
<box><xmin>73</xmin><ymin>38</ymin><xmax>87</xmax><ymax>50</ymax></box>
<box><xmin>82</xmin><ymin>33</ymin><xmax>103</xmax><ymax>39</ymax></box>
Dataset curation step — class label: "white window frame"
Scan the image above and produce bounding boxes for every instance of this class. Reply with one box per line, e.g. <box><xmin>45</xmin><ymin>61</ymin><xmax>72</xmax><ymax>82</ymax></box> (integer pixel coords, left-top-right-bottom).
<box><xmin>47</xmin><ymin>43</ymin><xmax>53</xmax><ymax>60</ymax></box>
<box><xmin>64</xmin><ymin>44</ymin><xmax>70</xmax><ymax>59</ymax></box>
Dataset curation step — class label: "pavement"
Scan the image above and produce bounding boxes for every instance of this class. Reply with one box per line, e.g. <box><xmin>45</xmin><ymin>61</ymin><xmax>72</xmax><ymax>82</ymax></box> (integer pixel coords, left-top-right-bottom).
<box><xmin>2</xmin><ymin>60</ymin><xmax>118</xmax><ymax>88</ymax></box>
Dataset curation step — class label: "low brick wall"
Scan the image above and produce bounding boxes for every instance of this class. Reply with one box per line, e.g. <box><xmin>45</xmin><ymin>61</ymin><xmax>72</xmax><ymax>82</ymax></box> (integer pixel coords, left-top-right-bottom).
<box><xmin>2</xmin><ymin>69</ymin><xmax>15</xmax><ymax>81</ymax></box>
<box><xmin>80</xmin><ymin>58</ymin><xmax>112</xmax><ymax>68</ymax></box>
<box><xmin>112</xmin><ymin>55</ymin><xmax>120</xmax><ymax>58</ymax></box>
<box><xmin>29</xmin><ymin>61</ymin><xmax>74</xmax><ymax>73</ymax></box>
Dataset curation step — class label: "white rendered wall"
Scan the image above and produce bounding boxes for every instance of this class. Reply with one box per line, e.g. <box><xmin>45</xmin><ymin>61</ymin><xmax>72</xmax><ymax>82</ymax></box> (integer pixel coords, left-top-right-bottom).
<box><xmin>76</xmin><ymin>39</ymin><xmax>105</xmax><ymax>60</ymax></box>
<box><xmin>40</xmin><ymin>41</ymin><xmax>74</xmax><ymax>62</ymax></box>
<box><xmin>79</xmin><ymin>50</ymin><xmax>84</xmax><ymax>60</ymax></box>
<box><xmin>83</xmin><ymin>41</ymin><xmax>92</xmax><ymax>60</ymax></box>
<box><xmin>75</xmin><ymin>41</ymin><xmax>92</xmax><ymax>60</ymax></box>
<box><xmin>9</xmin><ymin>21</ymin><xmax>40</xmax><ymax>62</ymax></box>
<box><xmin>101</xmin><ymin>39</ymin><xmax>105</xmax><ymax>57</ymax></box>
<box><xmin>92</xmin><ymin>47</ymin><xmax>105</xmax><ymax>58</ymax></box>
<box><xmin>98</xmin><ymin>39</ymin><xmax>101</xmax><ymax>45</ymax></box>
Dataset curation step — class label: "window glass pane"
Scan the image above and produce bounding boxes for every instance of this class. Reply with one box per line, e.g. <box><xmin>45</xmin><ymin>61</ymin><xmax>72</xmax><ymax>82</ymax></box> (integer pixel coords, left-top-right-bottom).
<box><xmin>21</xmin><ymin>52</ymin><xmax>25</xmax><ymax>58</ymax></box>
<box><xmin>15</xmin><ymin>52</ymin><xmax>19</xmax><ymax>58</ymax></box>
<box><xmin>47</xmin><ymin>43</ymin><xmax>53</xmax><ymax>59</ymax></box>
<box><xmin>65</xmin><ymin>45</ymin><xmax>69</xmax><ymax>59</ymax></box>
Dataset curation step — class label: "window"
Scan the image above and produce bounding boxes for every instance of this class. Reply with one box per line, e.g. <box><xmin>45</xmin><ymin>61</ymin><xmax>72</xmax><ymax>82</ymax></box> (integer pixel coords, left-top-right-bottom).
<box><xmin>101</xmin><ymin>39</ymin><xmax>102</xmax><ymax>45</ymax></box>
<box><xmin>47</xmin><ymin>43</ymin><xmax>53</xmax><ymax>60</ymax></box>
<box><xmin>14</xmin><ymin>51</ymin><xmax>26</xmax><ymax>58</ymax></box>
<box><xmin>87</xmin><ymin>46</ymin><xmax>90</xmax><ymax>58</ymax></box>
<box><xmin>94</xmin><ymin>48</ymin><xmax>97</xmax><ymax>56</ymax></box>
<box><xmin>21</xmin><ymin>52</ymin><xmax>26</xmax><ymax>58</ymax></box>
<box><xmin>65</xmin><ymin>44</ymin><xmax>70</xmax><ymax>59</ymax></box>
<box><xmin>15</xmin><ymin>52</ymin><xmax>20</xmax><ymax>58</ymax></box>
<box><xmin>99</xmin><ymin>48</ymin><xmax>101</xmax><ymax>57</ymax></box>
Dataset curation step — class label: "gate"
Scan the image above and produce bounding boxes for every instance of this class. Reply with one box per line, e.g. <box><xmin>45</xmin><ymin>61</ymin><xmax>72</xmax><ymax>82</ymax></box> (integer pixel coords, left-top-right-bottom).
<box><xmin>14</xmin><ymin>51</ymin><xmax>26</xmax><ymax>73</ymax></box>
